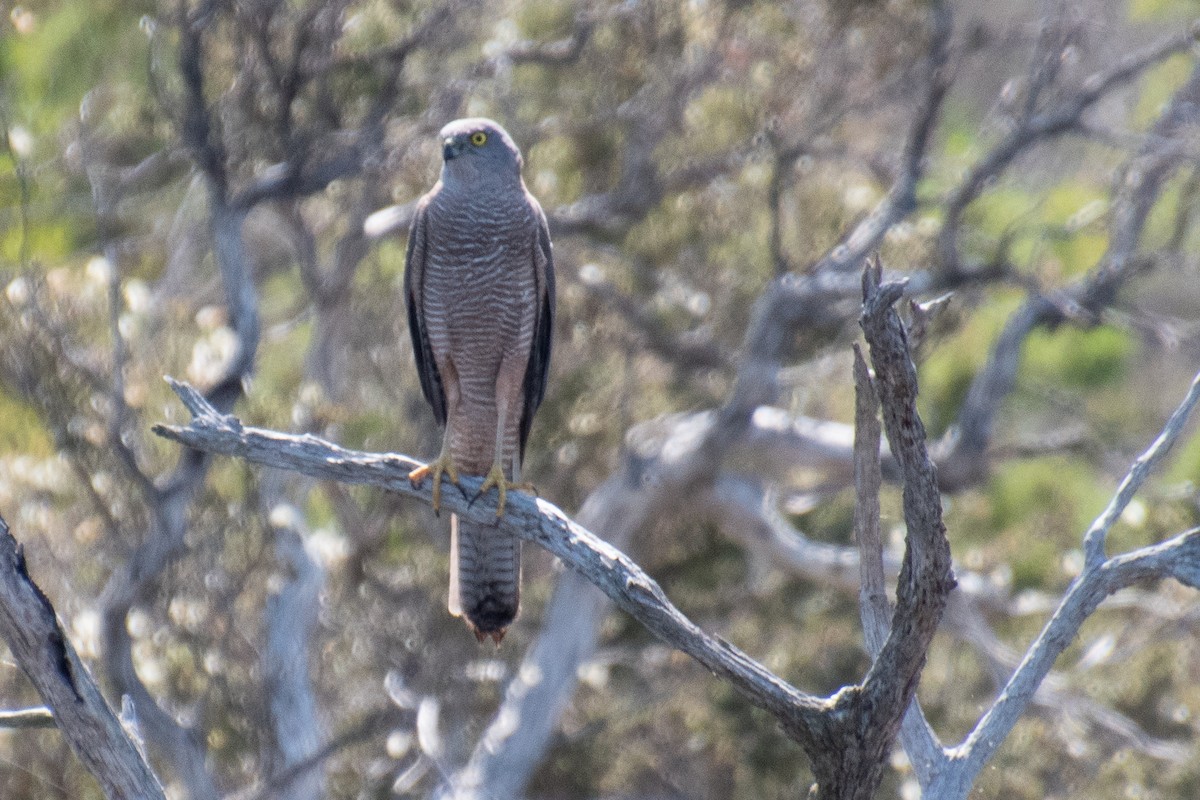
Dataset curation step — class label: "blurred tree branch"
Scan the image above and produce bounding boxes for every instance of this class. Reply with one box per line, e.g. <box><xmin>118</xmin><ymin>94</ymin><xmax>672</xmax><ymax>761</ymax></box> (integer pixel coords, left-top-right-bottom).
<box><xmin>935</xmin><ymin>21</ymin><xmax>1200</xmax><ymax>278</ymax></box>
<box><xmin>936</xmin><ymin>56</ymin><xmax>1200</xmax><ymax>489</ymax></box>
<box><xmin>0</xmin><ymin>706</ymin><xmax>55</xmax><ymax>729</ymax></box>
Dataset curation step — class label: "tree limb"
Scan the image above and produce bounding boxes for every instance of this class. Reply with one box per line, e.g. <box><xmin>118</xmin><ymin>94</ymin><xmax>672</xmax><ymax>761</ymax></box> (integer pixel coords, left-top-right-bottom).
<box><xmin>0</xmin><ymin>513</ymin><xmax>167</xmax><ymax>800</ymax></box>
<box><xmin>152</xmin><ymin>379</ymin><xmax>830</xmax><ymax>734</ymax></box>
<box><xmin>924</xmin><ymin>367</ymin><xmax>1200</xmax><ymax>799</ymax></box>
<box><xmin>154</xmin><ymin>250</ymin><xmax>955</xmax><ymax>800</ymax></box>
<box><xmin>788</xmin><ymin>262</ymin><xmax>954</xmax><ymax>800</ymax></box>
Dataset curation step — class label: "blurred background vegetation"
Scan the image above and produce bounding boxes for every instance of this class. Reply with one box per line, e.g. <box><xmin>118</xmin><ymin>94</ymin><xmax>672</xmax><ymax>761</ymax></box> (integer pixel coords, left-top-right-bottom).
<box><xmin>1</xmin><ymin>0</ymin><xmax>1199</xmax><ymax>798</ymax></box>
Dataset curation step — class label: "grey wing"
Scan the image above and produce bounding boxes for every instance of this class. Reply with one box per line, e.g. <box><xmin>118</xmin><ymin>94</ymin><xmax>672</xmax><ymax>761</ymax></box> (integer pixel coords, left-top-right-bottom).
<box><xmin>404</xmin><ymin>201</ymin><xmax>447</xmax><ymax>426</ymax></box>
<box><xmin>518</xmin><ymin>202</ymin><xmax>555</xmax><ymax>460</ymax></box>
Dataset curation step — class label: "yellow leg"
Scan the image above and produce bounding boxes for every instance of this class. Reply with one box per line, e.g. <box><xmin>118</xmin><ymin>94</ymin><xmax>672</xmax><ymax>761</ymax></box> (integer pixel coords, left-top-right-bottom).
<box><xmin>470</xmin><ymin>393</ymin><xmax>537</xmax><ymax>517</ymax></box>
<box><xmin>408</xmin><ymin>434</ymin><xmax>460</xmax><ymax>515</ymax></box>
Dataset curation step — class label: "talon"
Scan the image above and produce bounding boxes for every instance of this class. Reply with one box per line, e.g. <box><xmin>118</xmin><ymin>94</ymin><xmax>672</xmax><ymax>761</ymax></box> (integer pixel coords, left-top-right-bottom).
<box><xmin>472</xmin><ymin>462</ymin><xmax>540</xmax><ymax>520</ymax></box>
<box><xmin>474</xmin><ymin>462</ymin><xmax>512</xmax><ymax>517</ymax></box>
<box><xmin>408</xmin><ymin>454</ymin><xmax>460</xmax><ymax>515</ymax></box>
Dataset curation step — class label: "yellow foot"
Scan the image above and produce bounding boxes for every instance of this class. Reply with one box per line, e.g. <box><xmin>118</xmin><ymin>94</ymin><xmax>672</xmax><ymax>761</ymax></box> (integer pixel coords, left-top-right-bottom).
<box><xmin>408</xmin><ymin>454</ymin><xmax>461</xmax><ymax>515</ymax></box>
<box><xmin>470</xmin><ymin>463</ymin><xmax>536</xmax><ymax>517</ymax></box>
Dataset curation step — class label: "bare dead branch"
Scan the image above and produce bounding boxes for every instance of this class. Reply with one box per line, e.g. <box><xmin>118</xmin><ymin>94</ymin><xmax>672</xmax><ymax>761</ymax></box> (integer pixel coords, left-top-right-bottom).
<box><xmin>924</xmin><ymin>368</ymin><xmax>1200</xmax><ymax>799</ymax></box>
<box><xmin>151</xmin><ymin>244</ymin><xmax>957</xmax><ymax>800</ymax></box>
<box><xmin>152</xmin><ymin>378</ymin><xmax>829</xmax><ymax>726</ymax></box>
<box><xmin>854</xmin><ymin>333</ymin><xmax>947</xmax><ymax>789</ymax></box>
<box><xmin>787</xmin><ymin>262</ymin><xmax>954</xmax><ymax>800</ymax></box>
<box><xmin>1082</xmin><ymin>370</ymin><xmax>1200</xmax><ymax>565</ymax></box>
<box><xmin>698</xmin><ymin>457</ymin><xmax>1186</xmax><ymax>772</ymax></box>
<box><xmin>0</xmin><ymin>513</ymin><xmax>167</xmax><ymax>800</ymax></box>
<box><xmin>852</xmin><ymin>345</ymin><xmax>888</xmax><ymax>657</ymax></box>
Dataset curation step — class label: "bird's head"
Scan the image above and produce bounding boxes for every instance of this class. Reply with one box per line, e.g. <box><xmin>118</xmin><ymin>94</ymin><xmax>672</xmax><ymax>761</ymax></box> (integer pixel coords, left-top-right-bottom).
<box><xmin>438</xmin><ymin>118</ymin><xmax>524</xmax><ymax>184</ymax></box>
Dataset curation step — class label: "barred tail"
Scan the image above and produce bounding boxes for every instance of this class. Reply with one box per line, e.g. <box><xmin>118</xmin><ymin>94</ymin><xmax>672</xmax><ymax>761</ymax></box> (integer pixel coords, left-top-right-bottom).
<box><xmin>449</xmin><ymin>513</ymin><xmax>521</xmax><ymax>642</ymax></box>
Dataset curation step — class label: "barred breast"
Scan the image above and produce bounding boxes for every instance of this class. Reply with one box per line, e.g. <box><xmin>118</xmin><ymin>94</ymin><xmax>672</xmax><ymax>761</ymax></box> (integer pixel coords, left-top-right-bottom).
<box><xmin>420</xmin><ymin>179</ymin><xmax>541</xmax><ymax>639</ymax></box>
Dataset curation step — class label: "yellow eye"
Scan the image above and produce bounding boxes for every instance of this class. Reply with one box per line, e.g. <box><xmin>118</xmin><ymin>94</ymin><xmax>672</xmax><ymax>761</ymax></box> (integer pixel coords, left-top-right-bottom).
<box><xmin>470</xmin><ymin>131</ymin><xmax>488</xmax><ymax>146</ymax></box>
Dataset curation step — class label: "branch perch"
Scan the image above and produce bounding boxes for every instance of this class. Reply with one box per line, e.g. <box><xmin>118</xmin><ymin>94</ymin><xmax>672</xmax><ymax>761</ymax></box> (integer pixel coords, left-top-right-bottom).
<box><xmin>152</xmin><ymin>378</ymin><xmax>830</xmax><ymax>735</ymax></box>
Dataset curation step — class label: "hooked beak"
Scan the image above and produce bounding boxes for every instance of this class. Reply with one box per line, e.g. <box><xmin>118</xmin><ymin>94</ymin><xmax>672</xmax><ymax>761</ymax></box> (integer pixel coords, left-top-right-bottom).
<box><xmin>442</xmin><ymin>136</ymin><xmax>465</xmax><ymax>161</ymax></box>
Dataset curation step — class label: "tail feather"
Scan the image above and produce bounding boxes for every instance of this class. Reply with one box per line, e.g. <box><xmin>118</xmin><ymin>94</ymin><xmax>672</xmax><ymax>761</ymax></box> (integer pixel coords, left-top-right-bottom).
<box><xmin>449</xmin><ymin>512</ymin><xmax>521</xmax><ymax>641</ymax></box>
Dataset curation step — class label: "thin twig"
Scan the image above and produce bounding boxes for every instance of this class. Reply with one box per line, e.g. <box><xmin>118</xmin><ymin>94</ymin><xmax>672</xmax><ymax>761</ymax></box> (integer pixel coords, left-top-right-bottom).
<box><xmin>0</xmin><ymin>706</ymin><xmax>55</xmax><ymax>729</ymax></box>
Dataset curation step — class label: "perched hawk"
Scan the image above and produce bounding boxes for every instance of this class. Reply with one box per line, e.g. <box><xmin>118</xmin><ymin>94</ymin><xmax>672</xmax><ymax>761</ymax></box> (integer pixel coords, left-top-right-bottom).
<box><xmin>404</xmin><ymin>118</ymin><xmax>555</xmax><ymax>643</ymax></box>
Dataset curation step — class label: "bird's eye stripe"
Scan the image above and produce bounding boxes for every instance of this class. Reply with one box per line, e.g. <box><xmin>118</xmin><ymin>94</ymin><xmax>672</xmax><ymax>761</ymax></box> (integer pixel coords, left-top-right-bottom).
<box><xmin>470</xmin><ymin>132</ymin><xmax>488</xmax><ymax>146</ymax></box>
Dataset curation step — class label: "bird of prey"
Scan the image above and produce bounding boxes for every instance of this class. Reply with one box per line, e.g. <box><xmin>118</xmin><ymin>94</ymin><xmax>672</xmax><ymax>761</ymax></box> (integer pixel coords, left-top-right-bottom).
<box><xmin>404</xmin><ymin>118</ymin><xmax>555</xmax><ymax>643</ymax></box>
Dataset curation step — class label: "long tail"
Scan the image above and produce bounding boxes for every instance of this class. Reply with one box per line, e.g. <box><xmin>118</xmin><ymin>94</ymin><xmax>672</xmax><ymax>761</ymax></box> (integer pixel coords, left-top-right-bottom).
<box><xmin>449</xmin><ymin>513</ymin><xmax>521</xmax><ymax>642</ymax></box>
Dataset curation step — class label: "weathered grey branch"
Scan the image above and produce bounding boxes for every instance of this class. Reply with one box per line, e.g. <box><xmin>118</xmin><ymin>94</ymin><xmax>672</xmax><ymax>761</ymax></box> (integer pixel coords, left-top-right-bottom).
<box><xmin>852</xmin><ymin>345</ymin><xmax>888</xmax><ymax>657</ymax></box>
<box><xmin>153</xmin><ymin>311</ymin><xmax>947</xmax><ymax>800</ymax></box>
<box><xmin>786</xmin><ymin>263</ymin><xmax>954</xmax><ymax>800</ymax></box>
<box><xmin>923</xmin><ymin>368</ymin><xmax>1200</xmax><ymax>799</ymax></box>
<box><xmin>153</xmin><ymin>250</ymin><xmax>956</xmax><ymax>800</ymax></box>
<box><xmin>1083</xmin><ymin>371</ymin><xmax>1200</xmax><ymax>566</ymax></box>
<box><xmin>152</xmin><ymin>379</ymin><xmax>829</xmax><ymax>729</ymax></box>
<box><xmin>0</xmin><ymin>513</ymin><xmax>167</xmax><ymax>800</ymax></box>
<box><xmin>852</xmin><ymin>342</ymin><xmax>946</xmax><ymax>787</ymax></box>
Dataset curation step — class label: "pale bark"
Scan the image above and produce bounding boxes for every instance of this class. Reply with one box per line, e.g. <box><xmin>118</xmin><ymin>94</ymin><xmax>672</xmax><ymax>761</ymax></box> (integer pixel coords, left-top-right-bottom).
<box><xmin>0</xmin><ymin>513</ymin><xmax>167</xmax><ymax>800</ymax></box>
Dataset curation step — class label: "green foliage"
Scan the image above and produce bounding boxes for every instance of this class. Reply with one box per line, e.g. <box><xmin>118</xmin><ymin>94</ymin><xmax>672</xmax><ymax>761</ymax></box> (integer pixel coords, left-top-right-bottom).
<box><xmin>1167</xmin><ymin>427</ymin><xmax>1200</xmax><ymax>483</ymax></box>
<box><xmin>985</xmin><ymin>456</ymin><xmax>1107</xmax><ymax>590</ymax></box>
<box><xmin>1132</xmin><ymin>53</ymin><xmax>1194</xmax><ymax>126</ymax></box>
<box><xmin>514</xmin><ymin>0</ymin><xmax>576</xmax><ymax>39</ymax></box>
<box><xmin>1023</xmin><ymin>325</ymin><xmax>1134</xmax><ymax>390</ymax></box>
<box><xmin>918</xmin><ymin>292</ymin><xmax>1021</xmax><ymax>436</ymax></box>
<box><xmin>1128</xmin><ymin>0</ymin><xmax>1196</xmax><ymax>23</ymax></box>
<box><xmin>0</xmin><ymin>388</ymin><xmax>52</xmax><ymax>455</ymax></box>
<box><xmin>681</xmin><ymin>85</ymin><xmax>760</xmax><ymax>157</ymax></box>
<box><xmin>1141</xmin><ymin>170</ymin><xmax>1197</xmax><ymax>252</ymax></box>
